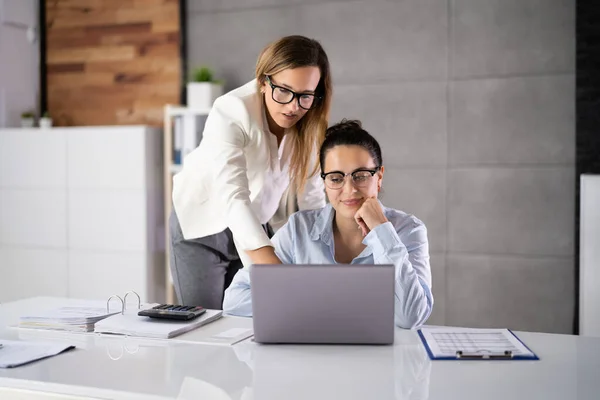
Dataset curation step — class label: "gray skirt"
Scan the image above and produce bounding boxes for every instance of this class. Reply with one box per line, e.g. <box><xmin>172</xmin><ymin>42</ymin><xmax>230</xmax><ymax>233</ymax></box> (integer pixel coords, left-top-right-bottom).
<box><xmin>169</xmin><ymin>209</ymin><xmax>273</xmax><ymax>309</ymax></box>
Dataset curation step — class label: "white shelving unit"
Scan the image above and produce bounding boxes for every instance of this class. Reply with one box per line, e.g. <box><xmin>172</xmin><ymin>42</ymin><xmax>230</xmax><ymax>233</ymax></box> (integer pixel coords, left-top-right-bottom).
<box><xmin>163</xmin><ymin>105</ymin><xmax>211</xmax><ymax>303</ymax></box>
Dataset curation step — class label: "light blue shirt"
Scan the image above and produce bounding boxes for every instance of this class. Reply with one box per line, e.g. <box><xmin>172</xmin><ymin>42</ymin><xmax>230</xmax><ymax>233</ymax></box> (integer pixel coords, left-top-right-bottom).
<box><xmin>223</xmin><ymin>202</ymin><xmax>434</xmax><ymax>328</ymax></box>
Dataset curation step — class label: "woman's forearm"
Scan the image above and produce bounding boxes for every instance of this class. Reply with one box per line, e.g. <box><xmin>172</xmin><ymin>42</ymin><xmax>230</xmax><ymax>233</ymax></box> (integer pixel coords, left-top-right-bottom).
<box><xmin>245</xmin><ymin>245</ymin><xmax>282</xmax><ymax>265</ymax></box>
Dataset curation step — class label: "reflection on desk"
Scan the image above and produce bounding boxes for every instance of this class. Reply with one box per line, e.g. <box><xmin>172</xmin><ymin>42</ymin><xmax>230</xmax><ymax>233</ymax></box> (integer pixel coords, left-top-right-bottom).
<box><xmin>178</xmin><ymin>376</ymin><xmax>245</xmax><ymax>400</ymax></box>
<box><xmin>167</xmin><ymin>344</ymin><xmax>253</xmax><ymax>400</ymax></box>
<box><xmin>231</xmin><ymin>332</ymin><xmax>431</xmax><ymax>400</ymax></box>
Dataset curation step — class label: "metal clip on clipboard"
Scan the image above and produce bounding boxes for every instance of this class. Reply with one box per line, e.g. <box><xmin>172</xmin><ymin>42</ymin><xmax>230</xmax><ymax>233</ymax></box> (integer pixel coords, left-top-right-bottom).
<box><xmin>455</xmin><ymin>350</ymin><xmax>513</xmax><ymax>360</ymax></box>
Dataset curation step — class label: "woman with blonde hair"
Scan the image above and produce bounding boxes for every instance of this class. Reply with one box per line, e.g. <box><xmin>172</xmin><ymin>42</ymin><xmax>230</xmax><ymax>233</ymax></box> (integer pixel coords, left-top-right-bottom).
<box><xmin>170</xmin><ymin>35</ymin><xmax>332</xmax><ymax>309</ymax></box>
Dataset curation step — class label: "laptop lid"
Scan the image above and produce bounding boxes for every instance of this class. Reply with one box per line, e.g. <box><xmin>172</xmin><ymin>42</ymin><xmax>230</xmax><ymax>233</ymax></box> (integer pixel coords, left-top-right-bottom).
<box><xmin>250</xmin><ymin>264</ymin><xmax>395</xmax><ymax>344</ymax></box>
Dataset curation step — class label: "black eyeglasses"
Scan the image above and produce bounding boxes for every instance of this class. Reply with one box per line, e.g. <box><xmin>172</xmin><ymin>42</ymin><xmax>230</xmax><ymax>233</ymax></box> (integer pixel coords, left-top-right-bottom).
<box><xmin>265</xmin><ymin>76</ymin><xmax>321</xmax><ymax>110</ymax></box>
<box><xmin>320</xmin><ymin>167</ymin><xmax>381</xmax><ymax>190</ymax></box>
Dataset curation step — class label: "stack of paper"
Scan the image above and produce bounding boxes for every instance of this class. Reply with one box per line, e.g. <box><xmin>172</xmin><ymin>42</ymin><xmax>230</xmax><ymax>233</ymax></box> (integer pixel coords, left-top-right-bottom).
<box><xmin>95</xmin><ymin>309</ymin><xmax>223</xmax><ymax>339</ymax></box>
<box><xmin>19</xmin><ymin>302</ymin><xmax>119</xmax><ymax>333</ymax></box>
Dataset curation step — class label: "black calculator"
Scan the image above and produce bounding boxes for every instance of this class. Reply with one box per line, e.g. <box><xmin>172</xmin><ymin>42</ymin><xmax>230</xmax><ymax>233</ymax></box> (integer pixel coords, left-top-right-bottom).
<box><xmin>138</xmin><ymin>304</ymin><xmax>207</xmax><ymax>321</ymax></box>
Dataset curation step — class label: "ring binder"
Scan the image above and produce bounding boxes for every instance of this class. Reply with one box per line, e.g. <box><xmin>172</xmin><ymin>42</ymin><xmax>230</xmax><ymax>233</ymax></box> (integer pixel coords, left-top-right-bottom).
<box><xmin>455</xmin><ymin>350</ymin><xmax>513</xmax><ymax>360</ymax></box>
<box><xmin>123</xmin><ymin>291</ymin><xmax>141</xmax><ymax>312</ymax></box>
<box><xmin>106</xmin><ymin>295</ymin><xmax>124</xmax><ymax>314</ymax></box>
<box><xmin>106</xmin><ymin>291</ymin><xmax>142</xmax><ymax>315</ymax></box>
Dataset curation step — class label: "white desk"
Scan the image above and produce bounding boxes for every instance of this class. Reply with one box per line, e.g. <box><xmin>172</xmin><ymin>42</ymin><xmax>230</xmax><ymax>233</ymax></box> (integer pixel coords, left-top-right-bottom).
<box><xmin>1</xmin><ymin>297</ymin><xmax>599</xmax><ymax>400</ymax></box>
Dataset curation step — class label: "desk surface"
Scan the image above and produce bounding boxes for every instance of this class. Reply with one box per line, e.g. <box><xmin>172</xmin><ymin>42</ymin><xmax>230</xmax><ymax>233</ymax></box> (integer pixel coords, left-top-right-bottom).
<box><xmin>0</xmin><ymin>297</ymin><xmax>599</xmax><ymax>400</ymax></box>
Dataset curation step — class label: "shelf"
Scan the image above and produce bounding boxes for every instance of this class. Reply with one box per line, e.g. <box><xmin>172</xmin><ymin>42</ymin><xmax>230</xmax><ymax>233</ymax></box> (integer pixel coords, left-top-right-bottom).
<box><xmin>163</xmin><ymin>104</ymin><xmax>213</xmax><ymax>303</ymax></box>
<box><xmin>165</xmin><ymin>105</ymin><xmax>211</xmax><ymax>117</ymax></box>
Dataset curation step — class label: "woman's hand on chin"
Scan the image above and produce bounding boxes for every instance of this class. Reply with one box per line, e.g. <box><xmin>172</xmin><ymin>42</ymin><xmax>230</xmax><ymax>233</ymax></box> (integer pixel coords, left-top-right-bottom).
<box><xmin>353</xmin><ymin>198</ymin><xmax>388</xmax><ymax>237</ymax></box>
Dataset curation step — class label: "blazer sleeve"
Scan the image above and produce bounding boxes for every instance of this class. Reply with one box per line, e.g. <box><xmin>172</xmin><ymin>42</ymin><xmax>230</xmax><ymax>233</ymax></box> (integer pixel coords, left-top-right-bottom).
<box><xmin>202</xmin><ymin>96</ymin><xmax>272</xmax><ymax>251</ymax></box>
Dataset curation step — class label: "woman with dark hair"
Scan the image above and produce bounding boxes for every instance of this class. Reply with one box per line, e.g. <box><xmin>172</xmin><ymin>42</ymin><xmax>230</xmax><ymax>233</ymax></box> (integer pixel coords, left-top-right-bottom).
<box><xmin>170</xmin><ymin>36</ymin><xmax>332</xmax><ymax>309</ymax></box>
<box><xmin>223</xmin><ymin>120</ymin><xmax>433</xmax><ymax>328</ymax></box>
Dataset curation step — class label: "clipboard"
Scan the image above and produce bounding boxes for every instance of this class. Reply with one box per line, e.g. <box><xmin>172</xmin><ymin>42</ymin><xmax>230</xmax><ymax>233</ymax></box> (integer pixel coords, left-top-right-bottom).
<box><xmin>417</xmin><ymin>327</ymin><xmax>539</xmax><ymax>361</ymax></box>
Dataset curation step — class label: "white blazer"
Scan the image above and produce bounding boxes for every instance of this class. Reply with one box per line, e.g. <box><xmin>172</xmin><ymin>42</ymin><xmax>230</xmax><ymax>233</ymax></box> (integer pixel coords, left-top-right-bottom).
<box><xmin>172</xmin><ymin>80</ymin><xmax>326</xmax><ymax>255</ymax></box>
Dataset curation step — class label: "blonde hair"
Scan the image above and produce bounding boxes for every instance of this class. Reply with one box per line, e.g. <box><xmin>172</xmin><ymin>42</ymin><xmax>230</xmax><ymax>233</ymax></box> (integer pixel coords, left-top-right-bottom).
<box><xmin>255</xmin><ymin>35</ymin><xmax>332</xmax><ymax>194</ymax></box>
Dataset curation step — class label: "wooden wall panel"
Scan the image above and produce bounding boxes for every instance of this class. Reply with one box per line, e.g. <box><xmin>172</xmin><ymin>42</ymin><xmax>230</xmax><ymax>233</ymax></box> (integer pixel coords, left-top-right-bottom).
<box><xmin>44</xmin><ymin>0</ymin><xmax>182</xmax><ymax>127</ymax></box>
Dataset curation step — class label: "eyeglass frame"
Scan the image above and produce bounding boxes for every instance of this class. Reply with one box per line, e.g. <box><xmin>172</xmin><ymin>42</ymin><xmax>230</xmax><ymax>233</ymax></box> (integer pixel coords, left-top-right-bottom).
<box><xmin>320</xmin><ymin>167</ymin><xmax>381</xmax><ymax>189</ymax></box>
<box><xmin>265</xmin><ymin>75</ymin><xmax>322</xmax><ymax>110</ymax></box>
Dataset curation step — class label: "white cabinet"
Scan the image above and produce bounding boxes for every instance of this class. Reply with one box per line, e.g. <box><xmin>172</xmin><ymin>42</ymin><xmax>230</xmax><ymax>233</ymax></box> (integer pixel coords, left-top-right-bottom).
<box><xmin>0</xmin><ymin>247</ymin><xmax>68</xmax><ymax>299</ymax></box>
<box><xmin>0</xmin><ymin>126</ymin><xmax>165</xmax><ymax>303</ymax></box>
<box><xmin>581</xmin><ymin>174</ymin><xmax>600</xmax><ymax>337</ymax></box>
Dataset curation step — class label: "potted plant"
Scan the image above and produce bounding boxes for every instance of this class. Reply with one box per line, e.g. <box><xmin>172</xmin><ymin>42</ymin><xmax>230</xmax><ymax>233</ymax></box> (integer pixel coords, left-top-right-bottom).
<box><xmin>39</xmin><ymin>111</ymin><xmax>53</xmax><ymax>128</ymax></box>
<box><xmin>187</xmin><ymin>66</ymin><xmax>224</xmax><ymax>110</ymax></box>
<box><xmin>20</xmin><ymin>111</ymin><xmax>35</xmax><ymax>128</ymax></box>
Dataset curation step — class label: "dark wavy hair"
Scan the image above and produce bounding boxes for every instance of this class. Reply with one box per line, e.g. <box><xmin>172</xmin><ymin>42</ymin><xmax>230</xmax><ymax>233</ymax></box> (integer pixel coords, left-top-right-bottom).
<box><xmin>319</xmin><ymin>119</ymin><xmax>383</xmax><ymax>171</ymax></box>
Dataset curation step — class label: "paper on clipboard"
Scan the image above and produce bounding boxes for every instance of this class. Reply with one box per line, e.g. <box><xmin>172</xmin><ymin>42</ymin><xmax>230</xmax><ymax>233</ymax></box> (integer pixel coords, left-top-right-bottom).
<box><xmin>418</xmin><ymin>327</ymin><xmax>537</xmax><ymax>360</ymax></box>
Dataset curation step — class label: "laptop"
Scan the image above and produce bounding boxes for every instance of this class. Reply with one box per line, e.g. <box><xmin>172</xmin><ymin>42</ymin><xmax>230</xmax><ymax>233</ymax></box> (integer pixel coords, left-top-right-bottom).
<box><xmin>250</xmin><ymin>264</ymin><xmax>395</xmax><ymax>344</ymax></box>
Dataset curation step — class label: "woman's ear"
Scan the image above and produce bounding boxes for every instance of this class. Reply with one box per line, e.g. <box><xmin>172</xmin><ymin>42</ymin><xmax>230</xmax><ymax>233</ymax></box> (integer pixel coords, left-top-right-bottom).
<box><xmin>377</xmin><ymin>166</ymin><xmax>384</xmax><ymax>191</ymax></box>
<box><xmin>259</xmin><ymin>77</ymin><xmax>267</xmax><ymax>94</ymax></box>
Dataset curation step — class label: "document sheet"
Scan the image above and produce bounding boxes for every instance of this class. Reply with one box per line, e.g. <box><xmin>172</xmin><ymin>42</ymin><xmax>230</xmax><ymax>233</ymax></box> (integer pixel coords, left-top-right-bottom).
<box><xmin>419</xmin><ymin>327</ymin><xmax>535</xmax><ymax>358</ymax></box>
<box><xmin>0</xmin><ymin>340</ymin><xmax>75</xmax><ymax>368</ymax></box>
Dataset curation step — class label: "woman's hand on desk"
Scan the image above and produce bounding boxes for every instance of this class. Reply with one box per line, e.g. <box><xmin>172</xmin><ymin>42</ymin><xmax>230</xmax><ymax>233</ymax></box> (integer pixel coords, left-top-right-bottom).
<box><xmin>246</xmin><ymin>246</ymin><xmax>282</xmax><ymax>265</ymax></box>
<box><xmin>354</xmin><ymin>198</ymin><xmax>388</xmax><ymax>237</ymax></box>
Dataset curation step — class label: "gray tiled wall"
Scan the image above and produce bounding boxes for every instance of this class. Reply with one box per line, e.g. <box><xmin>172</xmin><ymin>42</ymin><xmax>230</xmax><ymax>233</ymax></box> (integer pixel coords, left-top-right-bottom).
<box><xmin>187</xmin><ymin>0</ymin><xmax>575</xmax><ymax>333</ymax></box>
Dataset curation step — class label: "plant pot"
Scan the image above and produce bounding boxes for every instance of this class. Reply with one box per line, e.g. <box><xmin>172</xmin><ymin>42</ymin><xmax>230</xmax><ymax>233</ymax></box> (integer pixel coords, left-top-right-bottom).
<box><xmin>20</xmin><ymin>118</ymin><xmax>35</xmax><ymax>128</ymax></box>
<box><xmin>187</xmin><ymin>82</ymin><xmax>223</xmax><ymax>110</ymax></box>
<box><xmin>39</xmin><ymin>117</ymin><xmax>53</xmax><ymax>128</ymax></box>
